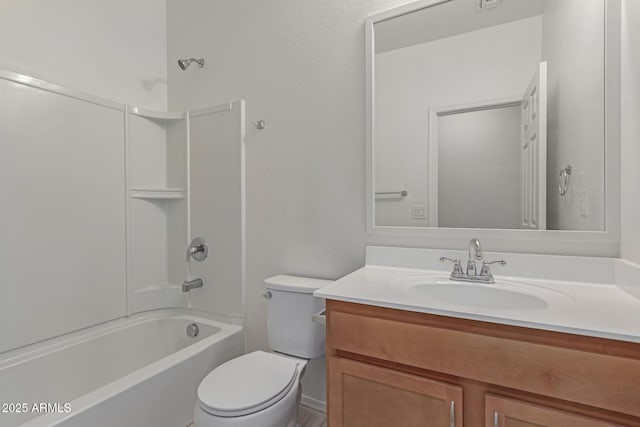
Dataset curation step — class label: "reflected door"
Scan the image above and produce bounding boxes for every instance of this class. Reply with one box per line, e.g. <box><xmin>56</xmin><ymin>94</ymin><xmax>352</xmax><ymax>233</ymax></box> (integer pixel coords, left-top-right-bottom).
<box><xmin>521</xmin><ymin>61</ymin><xmax>547</xmax><ymax>230</ymax></box>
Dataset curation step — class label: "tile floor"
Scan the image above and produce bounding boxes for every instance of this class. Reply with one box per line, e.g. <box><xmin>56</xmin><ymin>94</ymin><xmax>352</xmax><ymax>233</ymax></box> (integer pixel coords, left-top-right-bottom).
<box><xmin>299</xmin><ymin>405</ymin><xmax>327</xmax><ymax>427</ymax></box>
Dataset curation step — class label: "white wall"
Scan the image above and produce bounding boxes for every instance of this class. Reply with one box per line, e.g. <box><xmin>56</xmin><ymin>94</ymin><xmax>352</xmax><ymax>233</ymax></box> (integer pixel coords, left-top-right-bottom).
<box><xmin>374</xmin><ymin>17</ymin><xmax>542</xmax><ymax>227</ymax></box>
<box><xmin>621</xmin><ymin>0</ymin><xmax>640</xmax><ymax>263</ymax></box>
<box><xmin>167</xmin><ymin>0</ymin><xmax>412</xmax><ymax>406</ymax></box>
<box><xmin>541</xmin><ymin>0</ymin><xmax>605</xmax><ymax>231</ymax></box>
<box><xmin>0</xmin><ymin>0</ymin><xmax>167</xmax><ymax>110</ymax></box>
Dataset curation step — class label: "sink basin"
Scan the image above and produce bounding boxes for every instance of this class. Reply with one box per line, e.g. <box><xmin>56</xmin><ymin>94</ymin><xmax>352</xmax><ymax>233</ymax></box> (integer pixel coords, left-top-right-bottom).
<box><xmin>407</xmin><ymin>283</ymin><xmax>548</xmax><ymax>310</ymax></box>
<box><xmin>390</xmin><ymin>276</ymin><xmax>574</xmax><ymax>310</ymax></box>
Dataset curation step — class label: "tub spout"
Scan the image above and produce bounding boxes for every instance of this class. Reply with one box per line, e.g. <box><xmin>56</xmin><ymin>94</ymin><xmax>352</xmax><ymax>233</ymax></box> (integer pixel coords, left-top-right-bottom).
<box><xmin>182</xmin><ymin>278</ymin><xmax>203</xmax><ymax>292</ymax></box>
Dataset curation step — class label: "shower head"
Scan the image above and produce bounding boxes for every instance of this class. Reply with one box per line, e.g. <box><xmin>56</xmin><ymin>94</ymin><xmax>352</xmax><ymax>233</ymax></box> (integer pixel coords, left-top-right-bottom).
<box><xmin>177</xmin><ymin>58</ymin><xmax>205</xmax><ymax>70</ymax></box>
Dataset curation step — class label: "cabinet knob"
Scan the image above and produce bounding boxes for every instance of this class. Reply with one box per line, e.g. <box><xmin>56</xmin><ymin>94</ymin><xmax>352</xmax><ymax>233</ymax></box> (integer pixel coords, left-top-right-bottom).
<box><xmin>493</xmin><ymin>411</ymin><xmax>499</xmax><ymax>427</ymax></box>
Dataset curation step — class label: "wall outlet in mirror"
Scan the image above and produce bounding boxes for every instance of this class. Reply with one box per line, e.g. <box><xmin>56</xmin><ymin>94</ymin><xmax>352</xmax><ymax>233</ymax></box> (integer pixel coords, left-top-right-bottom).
<box><xmin>477</xmin><ymin>0</ymin><xmax>503</xmax><ymax>11</ymax></box>
<box><xmin>411</xmin><ymin>205</ymin><xmax>426</xmax><ymax>220</ymax></box>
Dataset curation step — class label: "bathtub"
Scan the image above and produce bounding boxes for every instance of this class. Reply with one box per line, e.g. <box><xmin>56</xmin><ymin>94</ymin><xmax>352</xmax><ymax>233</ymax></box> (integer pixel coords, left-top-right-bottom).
<box><xmin>0</xmin><ymin>310</ymin><xmax>244</xmax><ymax>427</ymax></box>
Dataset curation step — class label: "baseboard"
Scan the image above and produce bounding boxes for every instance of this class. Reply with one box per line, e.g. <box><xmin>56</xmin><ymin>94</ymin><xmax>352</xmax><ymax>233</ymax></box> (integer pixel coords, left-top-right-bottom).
<box><xmin>301</xmin><ymin>394</ymin><xmax>326</xmax><ymax>413</ymax></box>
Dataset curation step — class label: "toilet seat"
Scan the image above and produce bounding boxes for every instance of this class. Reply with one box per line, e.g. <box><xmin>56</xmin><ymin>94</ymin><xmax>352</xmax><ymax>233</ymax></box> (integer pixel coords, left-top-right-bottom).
<box><xmin>197</xmin><ymin>351</ymin><xmax>299</xmax><ymax>417</ymax></box>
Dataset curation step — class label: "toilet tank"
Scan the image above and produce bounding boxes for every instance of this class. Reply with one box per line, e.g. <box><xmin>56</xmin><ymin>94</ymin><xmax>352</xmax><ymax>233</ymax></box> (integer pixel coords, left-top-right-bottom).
<box><xmin>264</xmin><ymin>275</ymin><xmax>333</xmax><ymax>359</ymax></box>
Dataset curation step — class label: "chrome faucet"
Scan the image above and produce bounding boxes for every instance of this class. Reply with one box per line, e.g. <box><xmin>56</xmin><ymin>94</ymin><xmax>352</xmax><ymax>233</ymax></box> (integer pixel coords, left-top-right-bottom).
<box><xmin>182</xmin><ymin>278</ymin><xmax>204</xmax><ymax>292</ymax></box>
<box><xmin>440</xmin><ymin>238</ymin><xmax>506</xmax><ymax>284</ymax></box>
<box><xmin>467</xmin><ymin>238</ymin><xmax>483</xmax><ymax>276</ymax></box>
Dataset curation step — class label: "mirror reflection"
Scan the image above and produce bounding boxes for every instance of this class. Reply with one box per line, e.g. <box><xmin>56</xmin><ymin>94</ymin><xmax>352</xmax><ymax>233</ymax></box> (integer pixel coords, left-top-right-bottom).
<box><xmin>373</xmin><ymin>0</ymin><xmax>605</xmax><ymax>230</ymax></box>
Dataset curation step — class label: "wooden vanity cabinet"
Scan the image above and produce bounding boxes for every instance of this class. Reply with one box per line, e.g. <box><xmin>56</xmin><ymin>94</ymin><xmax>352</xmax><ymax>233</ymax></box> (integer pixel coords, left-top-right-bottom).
<box><xmin>326</xmin><ymin>300</ymin><xmax>640</xmax><ymax>427</ymax></box>
<box><xmin>329</xmin><ymin>356</ymin><xmax>463</xmax><ymax>427</ymax></box>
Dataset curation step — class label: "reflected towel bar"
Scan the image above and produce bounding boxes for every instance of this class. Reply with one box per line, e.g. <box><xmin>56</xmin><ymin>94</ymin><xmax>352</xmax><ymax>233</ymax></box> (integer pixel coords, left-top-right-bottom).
<box><xmin>375</xmin><ymin>190</ymin><xmax>408</xmax><ymax>197</ymax></box>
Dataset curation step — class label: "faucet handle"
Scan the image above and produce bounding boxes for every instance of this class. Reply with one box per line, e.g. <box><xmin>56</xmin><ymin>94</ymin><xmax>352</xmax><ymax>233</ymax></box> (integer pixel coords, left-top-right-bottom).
<box><xmin>440</xmin><ymin>257</ymin><xmax>464</xmax><ymax>276</ymax></box>
<box><xmin>484</xmin><ymin>260</ymin><xmax>507</xmax><ymax>266</ymax></box>
<box><xmin>187</xmin><ymin>237</ymin><xmax>208</xmax><ymax>262</ymax></box>
<box><xmin>479</xmin><ymin>260</ymin><xmax>507</xmax><ymax>277</ymax></box>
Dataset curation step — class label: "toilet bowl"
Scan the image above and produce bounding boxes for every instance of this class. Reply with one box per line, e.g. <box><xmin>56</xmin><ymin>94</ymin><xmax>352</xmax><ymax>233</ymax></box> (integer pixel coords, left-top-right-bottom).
<box><xmin>194</xmin><ymin>351</ymin><xmax>307</xmax><ymax>427</ymax></box>
<box><xmin>193</xmin><ymin>275</ymin><xmax>332</xmax><ymax>427</ymax></box>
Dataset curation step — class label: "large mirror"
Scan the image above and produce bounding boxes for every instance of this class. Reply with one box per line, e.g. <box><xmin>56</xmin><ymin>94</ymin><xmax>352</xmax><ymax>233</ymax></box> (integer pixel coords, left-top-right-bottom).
<box><xmin>371</xmin><ymin>0</ymin><xmax>605</xmax><ymax>231</ymax></box>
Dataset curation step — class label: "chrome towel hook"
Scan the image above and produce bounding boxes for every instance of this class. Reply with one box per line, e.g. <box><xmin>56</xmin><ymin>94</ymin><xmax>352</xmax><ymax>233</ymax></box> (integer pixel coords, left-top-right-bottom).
<box><xmin>251</xmin><ymin>120</ymin><xmax>265</xmax><ymax>130</ymax></box>
<box><xmin>558</xmin><ymin>165</ymin><xmax>572</xmax><ymax>196</ymax></box>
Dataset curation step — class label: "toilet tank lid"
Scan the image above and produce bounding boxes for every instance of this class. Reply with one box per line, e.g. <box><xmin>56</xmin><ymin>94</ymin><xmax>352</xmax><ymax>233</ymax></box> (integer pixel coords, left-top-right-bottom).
<box><xmin>265</xmin><ymin>275</ymin><xmax>334</xmax><ymax>294</ymax></box>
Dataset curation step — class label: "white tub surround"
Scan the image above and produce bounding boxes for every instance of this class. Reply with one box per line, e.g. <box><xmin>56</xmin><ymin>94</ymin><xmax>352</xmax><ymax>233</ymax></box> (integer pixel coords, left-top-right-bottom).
<box><xmin>0</xmin><ymin>310</ymin><xmax>244</xmax><ymax>427</ymax></box>
<box><xmin>1</xmin><ymin>67</ymin><xmax>246</xmax><ymax>427</ymax></box>
<box><xmin>0</xmin><ymin>69</ymin><xmax>246</xmax><ymax>352</ymax></box>
<box><xmin>315</xmin><ymin>246</ymin><xmax>640</xmax><ymax>343</ymax></box>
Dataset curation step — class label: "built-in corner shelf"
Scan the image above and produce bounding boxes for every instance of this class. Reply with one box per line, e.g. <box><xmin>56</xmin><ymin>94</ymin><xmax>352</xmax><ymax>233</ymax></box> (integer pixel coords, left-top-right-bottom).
<box><xmin>128</xmin><ymin>106</ymin><xmax>186</xmax><ymax>120</ymax></box>
<box><xmin>129</xmin><ymin>188</ymin><xmax>186</xmax><ymax>200</ymax></box>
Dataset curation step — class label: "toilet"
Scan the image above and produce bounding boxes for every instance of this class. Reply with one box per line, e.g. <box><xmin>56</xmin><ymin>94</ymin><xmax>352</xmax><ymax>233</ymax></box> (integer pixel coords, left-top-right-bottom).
<box><xmin>194</xmin><ymin>275</ymin><xmax>332</xmax><ymax>427</ymax></box>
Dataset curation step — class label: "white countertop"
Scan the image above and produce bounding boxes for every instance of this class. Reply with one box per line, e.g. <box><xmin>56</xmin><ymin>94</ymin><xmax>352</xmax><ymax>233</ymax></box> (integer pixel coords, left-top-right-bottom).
<box><xmin>315</xmin><ymin>246</ymin><xmax>640</xmax><ymax>344</ymax></box>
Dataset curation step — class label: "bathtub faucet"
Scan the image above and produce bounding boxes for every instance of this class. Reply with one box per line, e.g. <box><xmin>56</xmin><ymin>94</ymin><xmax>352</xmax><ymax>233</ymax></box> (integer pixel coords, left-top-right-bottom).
<box><xmin>182</xmin><ymin>278</ymin><xmax>204</xmax><ymax>292</ymax></box>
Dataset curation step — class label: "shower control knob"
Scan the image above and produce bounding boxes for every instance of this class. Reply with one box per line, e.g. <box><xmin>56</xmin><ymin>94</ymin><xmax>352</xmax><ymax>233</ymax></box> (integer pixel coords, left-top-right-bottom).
<box><xmin>187</xmin><ymin>237</ymin><xmax>208</xmax><ymax>262</ymax></box>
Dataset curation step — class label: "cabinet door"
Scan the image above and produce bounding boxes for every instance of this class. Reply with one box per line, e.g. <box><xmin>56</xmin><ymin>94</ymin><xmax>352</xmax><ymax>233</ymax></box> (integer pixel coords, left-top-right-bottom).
<box><xmin>485</xmin><ymin>395</ymin><xmax>620</xmax><ymax>427</ymax></box>
<box><xmin>328</xmin><ymin>356</ymin><xmax>462</xmax><ymax>427</ymax></box>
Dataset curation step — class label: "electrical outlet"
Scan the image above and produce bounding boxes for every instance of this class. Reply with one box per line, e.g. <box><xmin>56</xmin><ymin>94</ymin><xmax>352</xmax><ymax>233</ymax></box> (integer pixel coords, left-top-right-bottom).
<box><xmin>477</xmin><ymin>0</ymin><xmax>503</xmax><ymax>11</ymax></box>
<box><xmin>411</xmin><ymin>205</ymin><xmax>426</xmax><ymax>220</ymax></box>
